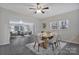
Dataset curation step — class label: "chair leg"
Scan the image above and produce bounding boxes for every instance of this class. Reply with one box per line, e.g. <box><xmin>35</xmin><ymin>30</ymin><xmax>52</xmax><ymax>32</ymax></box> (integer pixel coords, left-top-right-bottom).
<box><xmin>55</xmin><ymin>41</ymin><xmax>59</xmax><ymax>48</ymax></box>
<box><xmin>38</xmin><ymin>44</ymin><xmax>40</xmax><ymax>52</ymax></box>
<box><xmin>54</xmin><ymin>42</ymin><xmax>57</xmax><ymax>48</ymax></box>
<box><xmin>55</xmin><ymin>42</ymin><xmax>58</xmax><ymax>48</ymax></box>
<box><xmin>58</xmin><ymin>41</ymin><xmax>60</xmax><ymax>45</ymax></box>
<box><xmin>33</xmin><ymin>42</ymin><xmax>36</xmax><ymax>48</ymax></box>
<box><xmin>56</xmin><ymin>41</ymin><xmax>60</xmax><ymax>47</ymax></box>
<box><xmin>51</xmin><ymin>44</ymin><xmax>54</xmax><ymax>51</ymax></box>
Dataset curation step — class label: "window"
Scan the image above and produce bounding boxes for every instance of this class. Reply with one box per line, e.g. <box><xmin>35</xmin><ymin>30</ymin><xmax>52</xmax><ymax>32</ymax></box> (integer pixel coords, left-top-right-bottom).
<box><xmin>9</xmin><ymin>21</ymin><xmax>35</xmax><ymax>34</ymax></box>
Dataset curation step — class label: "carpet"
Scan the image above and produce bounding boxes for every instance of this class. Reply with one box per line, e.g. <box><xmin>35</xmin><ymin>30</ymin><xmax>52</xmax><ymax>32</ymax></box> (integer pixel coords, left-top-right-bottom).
<box><xmin>26</xmin><ymin>42</ymin><xmax>67</xmax><ymax>55</ymax></box>
<box><xmin>59</xmin><ymin>43</ymin><xmax>78</xmax><ymax>55</ymax></box>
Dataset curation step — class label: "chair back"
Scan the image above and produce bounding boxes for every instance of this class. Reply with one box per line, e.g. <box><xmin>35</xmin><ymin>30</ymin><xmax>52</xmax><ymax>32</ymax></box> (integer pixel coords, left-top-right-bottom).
<box><xmin>36</xmin><ymin>33</ymin><xmax>43</xmax><ymax>43</ymax></box>
<box><xmin>48</xmin><ymin>32</ymin><xmax>58</xmax><ymax>43</ymax></box>
<box><xmin>31</xmin><ymin>33</ymin><xmax>42</xmax><ymax>43</ymax></box>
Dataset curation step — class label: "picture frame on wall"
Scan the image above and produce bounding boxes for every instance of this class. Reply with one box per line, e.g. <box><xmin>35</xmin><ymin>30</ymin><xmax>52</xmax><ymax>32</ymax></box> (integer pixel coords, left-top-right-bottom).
<box><xmin>59</xmin><ymin>20</ymin><xmax>69</xmax><ymax>29</ymax></box>
<box><xmin>50</xmin><ymin>20</ymin><xmax>69</xmax><ymax>30</ymax></box>
<box><xmin>50</xmin><ymin>21</ymin><xmax>59</xmax><ymax>29</ymax></box>
<box><xmin>42</xmin><ymin>23</ymin><xmax>47</xmax><ymax>29</ymax></box>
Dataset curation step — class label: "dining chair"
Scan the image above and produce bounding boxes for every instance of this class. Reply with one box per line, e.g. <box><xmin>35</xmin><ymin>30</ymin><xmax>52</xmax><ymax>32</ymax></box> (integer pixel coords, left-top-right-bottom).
<box><xmin>33</xmin><ymin>34</ymin><xmax>44</xmax><ymax>52</ymax></box>
<box><xmin>48</xmin><ymin>32</ymin><xmax>60</xmax><ymax>51</ymax></box>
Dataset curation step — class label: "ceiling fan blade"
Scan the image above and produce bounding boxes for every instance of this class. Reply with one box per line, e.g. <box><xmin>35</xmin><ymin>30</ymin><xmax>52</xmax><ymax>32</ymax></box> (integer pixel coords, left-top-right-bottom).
<box><xmin>41</xmin><ymin>11</ymin><xmax>45</xmax><ymax>13</ymax></box>
<box><xmin>29</xmin><ymin>8</ymin><xmax>36</xmax><ymax>10</ymax></box>
<box><xmin>37</xmin><ymin>3</ymin><xmax>40</xmax><ymax>5</ymax></box>
<box><xmin>34</xmin><ymin>11</ymin><xmax>37</xmax><ymax>14</ymax></box>
<box><xmin>42</xmin><ymin>7</ymin><xmax>49</xmax><ymax>9</ymax></box>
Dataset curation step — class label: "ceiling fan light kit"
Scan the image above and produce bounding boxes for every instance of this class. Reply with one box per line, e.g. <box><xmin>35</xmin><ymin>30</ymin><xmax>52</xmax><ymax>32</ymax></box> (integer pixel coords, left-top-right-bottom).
<box><xmin>37</xmin><ymin>10</ymin><xmax>41</xmax><ymax>13</ymax></box>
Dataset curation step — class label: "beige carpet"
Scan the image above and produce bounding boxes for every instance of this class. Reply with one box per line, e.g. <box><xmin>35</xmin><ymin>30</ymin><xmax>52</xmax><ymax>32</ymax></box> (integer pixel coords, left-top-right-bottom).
<box><xmin>26</xmin><ymin>42</ymin><xmax>67</xmax><ymax>55</ymax></box>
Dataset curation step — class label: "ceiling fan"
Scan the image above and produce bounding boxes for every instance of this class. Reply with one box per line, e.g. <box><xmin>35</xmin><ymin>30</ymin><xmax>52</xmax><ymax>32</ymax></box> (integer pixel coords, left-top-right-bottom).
<box><xmin>29</xmin><ymin>3</ymin><xmax>49</xmax><ymax>14</ymax></box>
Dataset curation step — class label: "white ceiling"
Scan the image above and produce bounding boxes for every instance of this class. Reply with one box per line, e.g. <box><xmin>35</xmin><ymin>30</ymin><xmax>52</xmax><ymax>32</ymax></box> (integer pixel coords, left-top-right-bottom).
<box><xmin>0</xmin><ymin>3</ymin><xmax>79</xmax><ymax>19</ymax></box>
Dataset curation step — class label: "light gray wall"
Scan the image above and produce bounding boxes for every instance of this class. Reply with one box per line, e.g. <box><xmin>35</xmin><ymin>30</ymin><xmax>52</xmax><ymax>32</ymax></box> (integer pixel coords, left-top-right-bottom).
<box><xmin>41</xmin><ymin>10</ymin><xmax>79</xmax><ymax>44</ymax></box>
<box><xmin>0</xmin><ymin>7</ymin><xmax>40</xmax><ymax>45</ymax></box>
<box><xmin>0</xmin><ymin>7</ymin><xmax>79</xmax><ymax>45</ymax></box>
<box><xmin>0</xmin><ymin>8</ymin><xmax>10</xmax><ymax>45</ymax></box>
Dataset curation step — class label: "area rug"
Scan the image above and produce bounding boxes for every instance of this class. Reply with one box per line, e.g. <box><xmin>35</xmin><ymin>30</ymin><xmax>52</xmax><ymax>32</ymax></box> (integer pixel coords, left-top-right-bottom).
<box><xmin>59</xmin><ymin>43</ymin><xmax>78</xmax><ymax>55</ymax></box>
<box><xmin>26</xmin><ymin>42</ymin><xmax>67</xmax><ymax>55</ymax></box>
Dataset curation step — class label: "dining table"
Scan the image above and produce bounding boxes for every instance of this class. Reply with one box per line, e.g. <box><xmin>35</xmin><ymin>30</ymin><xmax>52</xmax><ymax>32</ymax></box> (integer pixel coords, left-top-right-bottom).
<box><xmin>39</xmin><ymin>31</ymin><xmax>54</xmax><ymax>49</ymax></box>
